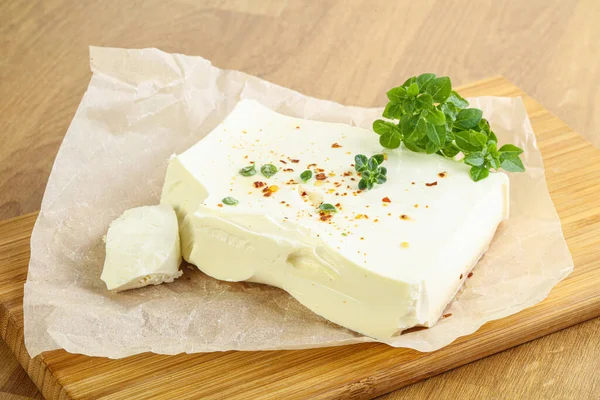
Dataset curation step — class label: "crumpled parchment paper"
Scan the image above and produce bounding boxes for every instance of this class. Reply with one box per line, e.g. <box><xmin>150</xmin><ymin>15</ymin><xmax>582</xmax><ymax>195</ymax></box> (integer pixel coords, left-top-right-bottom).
<box><xmin>24</xmin><ymin>47</ymin><xmax>573</xmax><ymax>359</ymax></box>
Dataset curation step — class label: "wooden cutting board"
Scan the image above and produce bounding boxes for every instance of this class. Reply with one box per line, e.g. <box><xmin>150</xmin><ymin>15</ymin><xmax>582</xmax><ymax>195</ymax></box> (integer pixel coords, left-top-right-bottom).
<box><xmin>1</xmin><ymin>77</ymin><xmax>599</xmax><ymax>400</ymax></box>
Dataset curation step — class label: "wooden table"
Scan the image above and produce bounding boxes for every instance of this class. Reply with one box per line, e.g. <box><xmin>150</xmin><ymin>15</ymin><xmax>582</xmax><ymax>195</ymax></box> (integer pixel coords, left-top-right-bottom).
<box><xmin>1</xmin><ymin>1</ymin><xmax>599</xmax><ymax>399</ymax></box>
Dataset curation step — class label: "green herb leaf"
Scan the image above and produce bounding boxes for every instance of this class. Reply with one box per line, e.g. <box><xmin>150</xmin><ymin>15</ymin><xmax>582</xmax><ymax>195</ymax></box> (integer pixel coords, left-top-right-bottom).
<box><xmin>416</xmin><ymin>73</ymin><xmax>436</xmax><ymax>92</ymax></box>
<box><xmin>380</xmin><ymin>131</ymin><xmax>401</xmax><ymax>149</ymax></box>
<box><xmin>260</xmin><ymin>164</ymin><xmax>278</xmax><ymax>178</ymax></box>
<box><xmin>416</xmin><ymin>93</ymin><xmax>434</xmax><ymax>110</ymax></box>
<box><xmin>401</xmin><ymin>76</ymin><xmax>416</xmax><ymax>88</ymax></box>
<box><xmin>470</xmin><ymin>130</ymin><xmax>488</xmax><ymax>147</ymax></box>
<box><xmin>440</xmin><ymin>143</ymin><xmax>461</xmax><ymax>158</ymax></box>
<box><xmin>489</xmin><ymin>157</ymin><xmax>501</xmax><ymax>170</ymax></box>
<box><xmin>319</xmin><ymin>203</ymin><xmax>337</xmax><ymax>213</ymax></box>
<box><xmin>454</xmin><ymin>108</ymin><xmax>483</xmax><ymax>130</ymax></box>
<box><xmin>477</xmin><ymin>118</ymin><xmax>492</xmax><ymax>135</ymax></box>
<box><xmin>372</xmin><ymin>154</ymin><xmax>385</xmax><ymax>165</ymax></box>
<box><xmin>367</xmin><ymin>157</ymin><xmax>379</xmax><ymax>170</ymax></box>
<box><xmin>425</xmin><ymin>108</ymin><xmax>446</xmax><ymax>126</ymax></box>
<box><xmin>222</xmin><ymin>197</ymin><xmax>239</xmax><ymax>206</ymax></box>
<box><xmin>470</xmin><ymin>166</ymin><xmax>490</xmax><ymax>182</ymax></box>
<box><xmin>383</xmin><ymin>102</ymin><xmax>403</xmax><ymax>119</ymax></box>
<box><xmin>426</xmin><ymin>141</ymin><xmax>440</xmax><ymax>154</ymax></box>
<box><xmin>373</xmin><ymin>119</ymin><xmax>397</xmax><ymax>136</ymax></box>
<box><xmin>402</xmin><ymin>99</ymin><xmax>416</xmax><ymax>114</ymax></box>
<box><xmin>427</xmin><ymin>123</ymin><xmax>446</xmax><ymax>148</ymax></box>
<box><xmin>300</xmin><ymin>170</ymin><xmax>312</xmax><ymax>182</ymax></box>
<box><xmin>498</xmin><ymin>144</ymin><xmax>524</xmax><ymax>156</ymax></box>
<box><xmin>239</xmin><ymin>165</ymin><xmax>257</xmax><ymax>177</ymax></box>
<box><xmin>426</xmin><ymin>77</ymin><xmax>452</xmax><ymax>103</ymax></box>
<box><xmin>387</xmin><ymin>86</ymin><xmax>408</xmax><ymax>102</ymax></box>
<box><xmin>358</xmin><ymin>179</ymin><xmax>367</xmax><ymax>190</ymax></box>
<box><xmin>500</xmin><ymin>154</ymin><xmax>525</xmax><ymax>172</ymax></box>
<box><xmin>441</xmin><ymin>102</ymin><xmax>459</xmax><ymax>122</ymax></box>
<box><xmin>404</xmin><ymin>140</ymin><xmax>426</xmax><ymax>153</ymax></box>
<box><xmin>464</xmin><ymin>152</ymin><xmax>485</xmax><ymax>167</ymax></box>
<box><xmin>446</xmin><ymin>90</ymin><xmax>469</xmax><ymax>108</ymax></box>
<box><xmin>354</xmin><ymin>154</ymin><xmax>368</xmax><ymax>172</ymax></box>
<box><xmin>454</xmin><ymin>131</ymin><xmax>479</xmax><ymax>152</ymax></box>
<box><xmin>407</xmin><ymin>82</ymin><xmax>419</xmax><ymax>97</ymax></box>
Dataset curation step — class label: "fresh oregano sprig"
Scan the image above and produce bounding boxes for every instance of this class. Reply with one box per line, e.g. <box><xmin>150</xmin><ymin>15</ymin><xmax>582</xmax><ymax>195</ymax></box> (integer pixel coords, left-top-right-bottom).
<box><xmin>354</xmin><ymin>154</ymin><xmax>387</xmax><ymax>190</ymax></box>
<box><xmin>373</xmin><ymin>73</ymin><xmax>525</xmax><ymax>181</ymax></box>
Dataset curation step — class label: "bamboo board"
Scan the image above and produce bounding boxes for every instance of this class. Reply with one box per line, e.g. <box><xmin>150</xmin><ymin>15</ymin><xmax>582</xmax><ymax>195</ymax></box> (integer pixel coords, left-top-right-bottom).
<box><xmin>1</xmin><ymin>77</ymin><xmax>599</xmax><ymax>400</ymax></box>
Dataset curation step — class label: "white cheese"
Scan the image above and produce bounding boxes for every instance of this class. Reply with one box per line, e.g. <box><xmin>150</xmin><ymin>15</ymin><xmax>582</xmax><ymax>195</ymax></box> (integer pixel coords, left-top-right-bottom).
<box><xmin>101</xmin><ymin>205</ymin><xmax>182</xmax><ymax>292</ymax></box>
<box><xmin>161</xmin><ymin>100</ymin><xmax>509</xmax><ymax>339</ymax></box>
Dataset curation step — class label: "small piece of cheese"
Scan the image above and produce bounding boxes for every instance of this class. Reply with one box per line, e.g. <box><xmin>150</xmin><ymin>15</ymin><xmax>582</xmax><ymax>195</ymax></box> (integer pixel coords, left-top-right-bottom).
<box><xmin>161</xmin><ymin>100</ymin><xmax>509</xmax><ymax>339</ymax></box>
<box><xmin>101</xmin><ymin>205</ymin><xmax>182</xmax><ymax>292</ymax></box>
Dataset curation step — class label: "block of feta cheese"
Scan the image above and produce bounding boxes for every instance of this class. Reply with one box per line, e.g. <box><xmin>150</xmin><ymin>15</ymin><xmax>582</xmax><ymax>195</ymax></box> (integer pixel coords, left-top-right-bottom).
<box><xmin>160</xmin><ymin>100</ymin><xmax>509</xmax><ymax>339</ymax></box>
<box><xmin>101</xmin><ymin>205</ymin><xmax>182</xmax><ymax>292</ymax></box>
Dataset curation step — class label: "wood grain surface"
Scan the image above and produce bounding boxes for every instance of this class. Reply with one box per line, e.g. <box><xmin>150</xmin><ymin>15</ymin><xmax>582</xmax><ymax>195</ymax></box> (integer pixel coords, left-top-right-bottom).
<box><xmin>1</xmin><ymin>0</ymin><xmax>599</xmax><ymax>399</ymax></box>
<box><xmin>1</xmin><ymin>77</ymin><xmax>599</xmax><ymax>400</ymax></box>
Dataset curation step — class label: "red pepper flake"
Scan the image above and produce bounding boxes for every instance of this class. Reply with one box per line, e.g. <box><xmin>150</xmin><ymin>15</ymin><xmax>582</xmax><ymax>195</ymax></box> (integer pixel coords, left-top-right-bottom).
<box><xmin>343</xmin><ymin>171</ymin><xmax>353</xmax><ymax>176</ymax></box>
<box><xmin>301</xmin><ymin>191</ymin><xmax>308</xmax><ymax>196</ymax></box>
<box><xmin>315</xmin><ymin>173</ymin><xmax>326</xmax><ymax>180</ymax></box>
<box><xmin>280</xmin><ymin>160</ymin><xmax>287</xmax><ymax>164</ymax></box>
<box><xmin>250</xmin><ymin>161</ymin><xmax>255</xmax><ymax>164</ymax></box>
<box><xmin>460</xmin><ymin>274</ymin><xmax>463</xmax><ymax>279</ymax></box>
<box><xmin>467</xmin><ymin>272</ymin><xmax>474</xmax><ymax>278</ymax></box>
<box><xmin>290</xmin><ymin>159</ymin><xmax>300</xmax><ymax>163</ymax></box>
<box><xmin>316</xmin><ymin>168</ymin><xmax>325</xmax><ymax>172</ymax></box>
<box><xmin>411</xmin><ymin>181</ymin><xmax>415</xmax><ymax>185</ymax></box>
<box><xmin>374</xmin><ymin>219</ymin><xmax>379</xmax><ymax>223</ymax></box>
<box><xmin>438</xmin><ymin>171</ymin><xmax>447</xmax><ymax>178</ymax></box>
<box><xmin>335</xmin><ymin>203</ymin><xmax>341</xmax><ymax>207</ymax></box>
<box><xmin>262</xmin><ymin>187</ymin><xmax>270</xmax><ymax>193</ymax></box>
<box><xmin>400</xmin><ymin>214</ymin><xmax>410</xmax><ymax>220</ymax></box>
<box><xmin>307</xmin><ymin>163</ymin><xmax>317</xmax><ymax>168</ymax></box>
<box><xmin>382</xmin><ymin>197</ymin><xmax>391</xmax><ymax>203</ymax></box>
<box><xmin>443</xmin><ymin>313</ymin><xmax>453</xmax><ymax>318</ymax></box>
<box><xmin>283</xmin><ymin>168</ymin><xmax>294</xmax><ymax>172</ymax></box>
<box><xmin>426</xmin><ymin>181</ymin><xmax>438</xmax><ymax>187</ymax></box>
<box><xmin>263</xmin><ymin>191</ymin><xmax>272</xmax><ymax>197</ymax></box>
<box><xmin>350</xmin><ymin>178</ymin><xmax>356</xmax><ymax>182</ymax></box>
<box><xmin>217</xmin><ymin>203</ymin><xmax>223</xmax><ymax>207</ymax></box>
<box><xmin>319</xmin><ymin>212</ymin><xmax>333</xmax><ymax>222</ymax></box>
<box><xmin>286</xmin><ymin>180</ymin><xmax>298</xmax><ymax>185</ymax></box>
<box><xmin>331</xmin><ymin>143</ymin><xmax>342</xmax><ymax>148</ymax></box>
<box><xmin>253</xmin><ymin>181</ymin><xmax>266</xmax><ymax>188</ymax></box>
<box><xmin>296</xmin><ymin>126</ymin><xmax>300</xmax><ymax>129</ymax></box>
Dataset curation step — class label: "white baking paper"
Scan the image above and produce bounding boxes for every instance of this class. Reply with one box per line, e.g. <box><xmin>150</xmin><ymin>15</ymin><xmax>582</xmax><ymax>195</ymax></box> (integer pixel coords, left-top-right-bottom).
<box><xmin>23</xmin><ymin>47</ymin><xmax>574</xmax><ymax>358</ymax></box>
